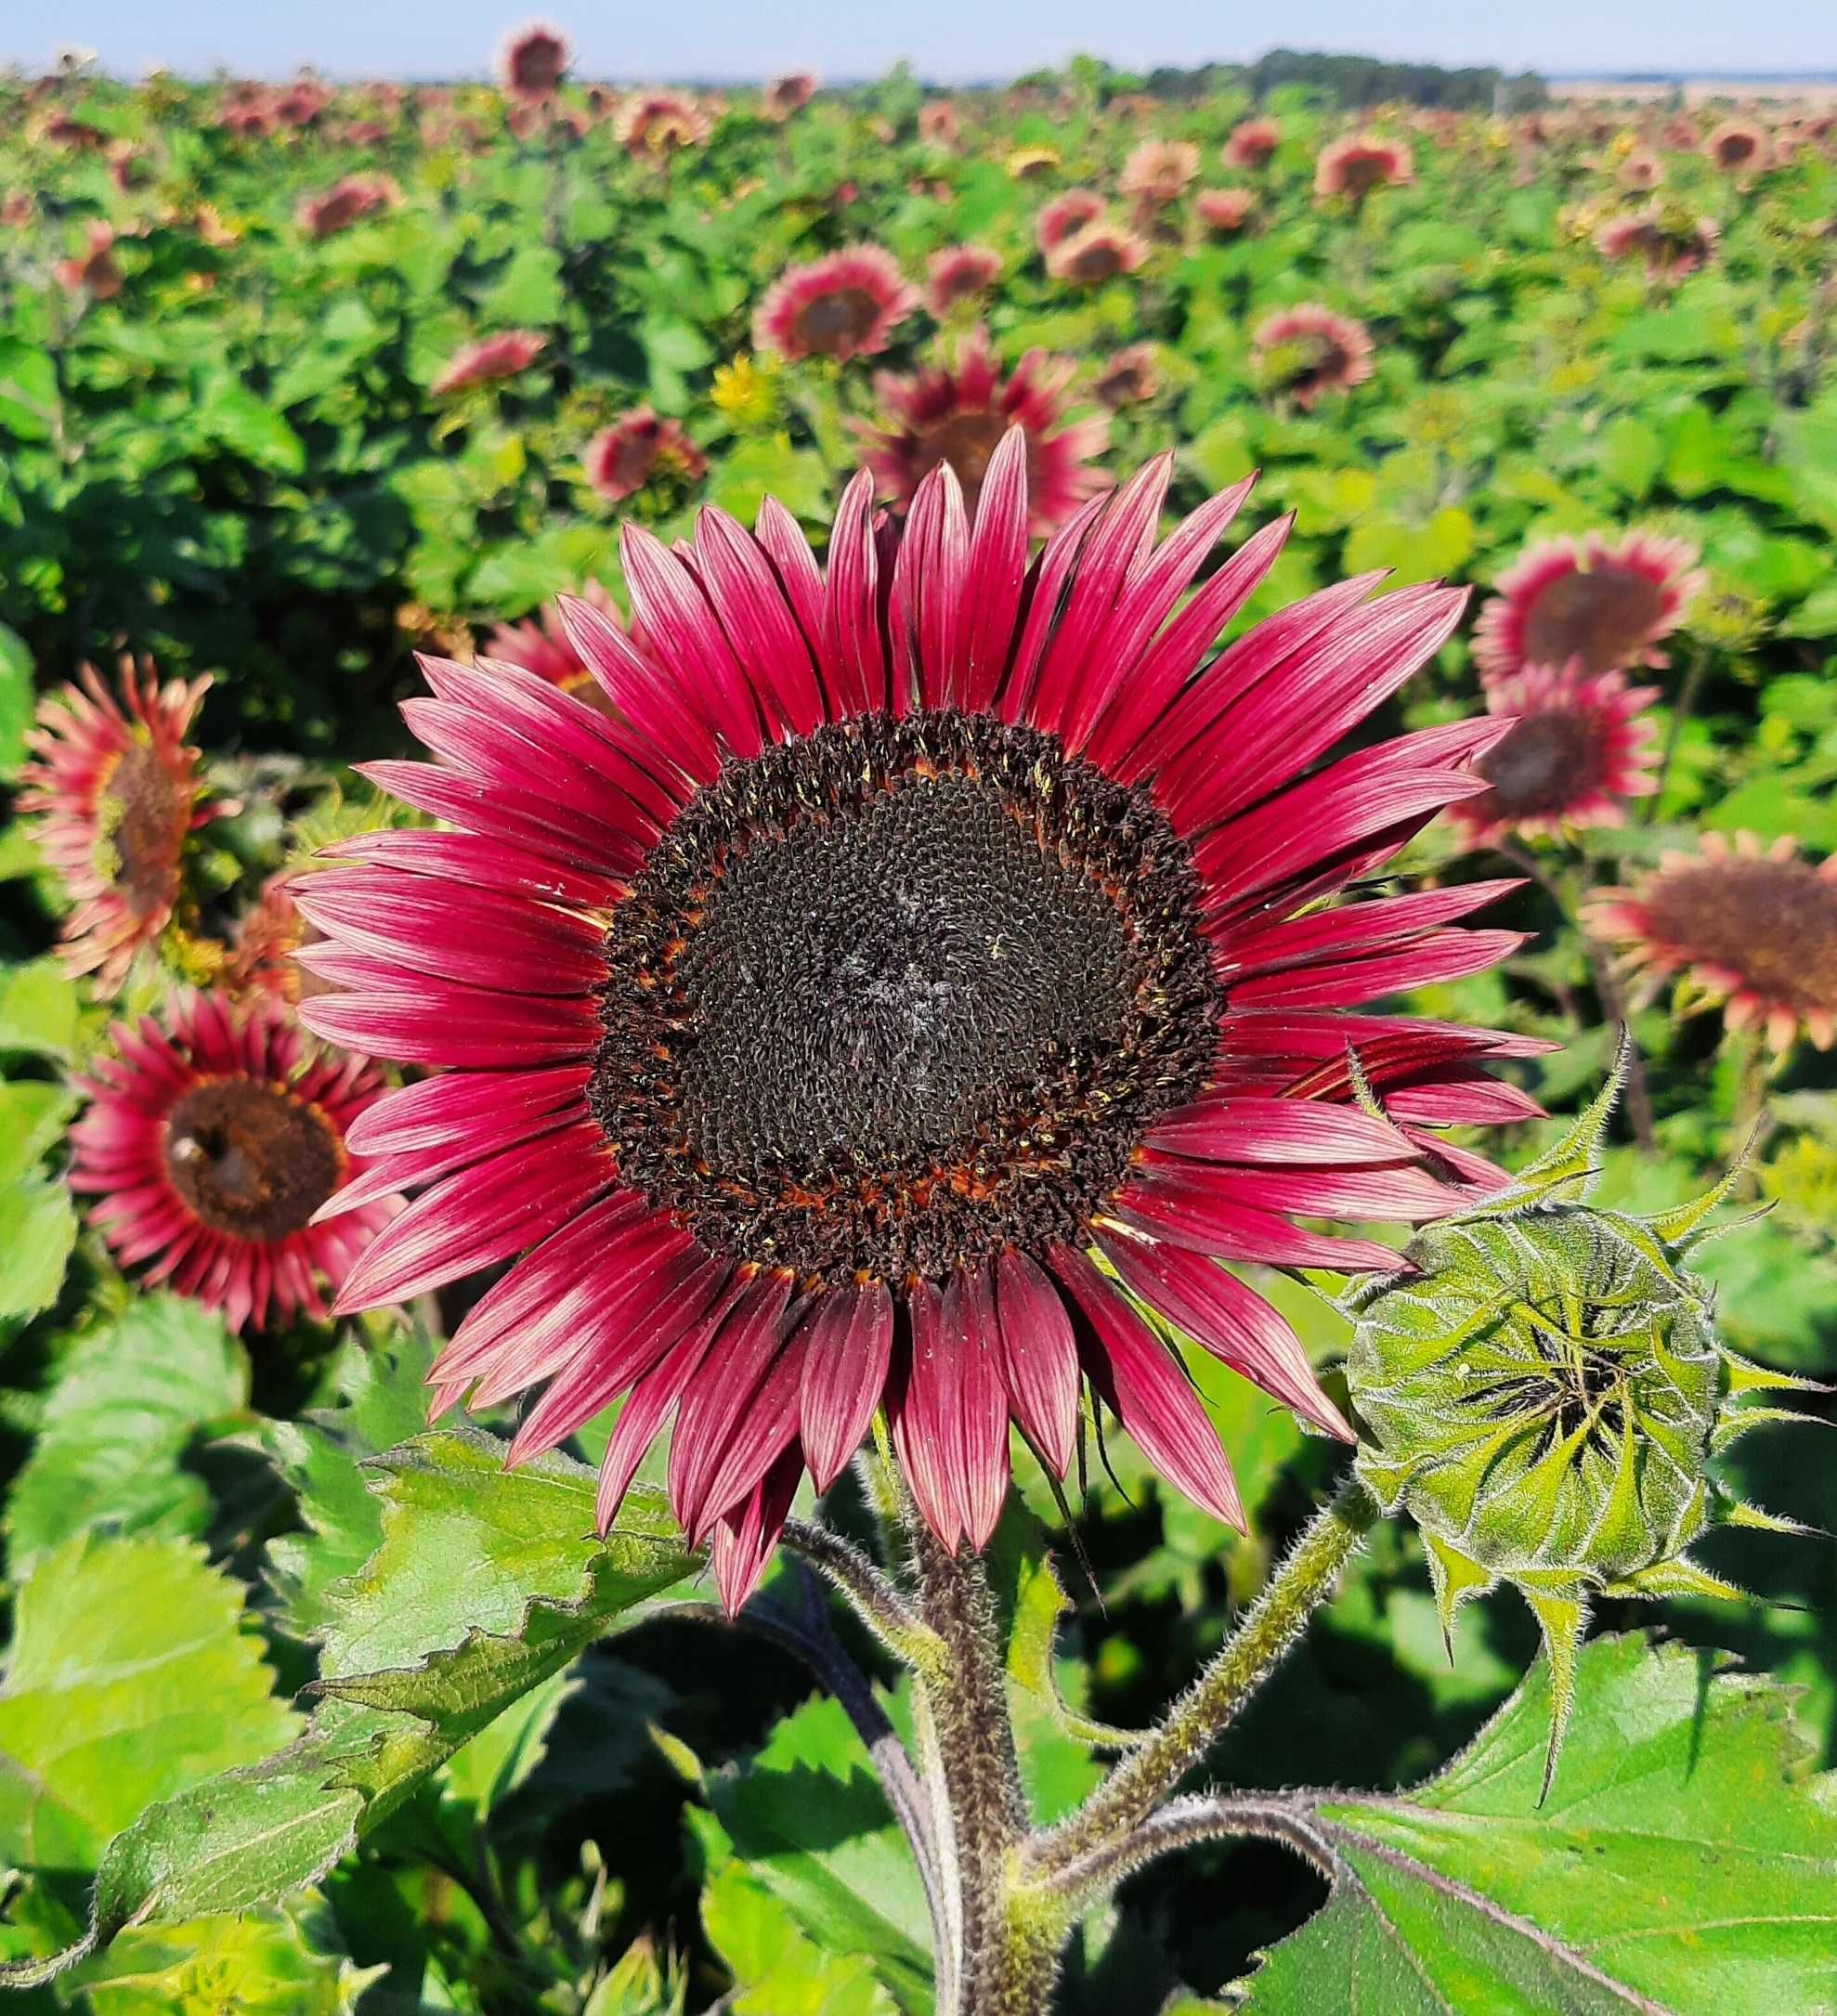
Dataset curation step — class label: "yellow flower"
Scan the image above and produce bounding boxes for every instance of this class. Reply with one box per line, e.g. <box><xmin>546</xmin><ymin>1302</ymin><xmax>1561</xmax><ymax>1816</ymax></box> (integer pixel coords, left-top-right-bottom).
<box><xmin>1005</xmin><ymin>145</ymin><xmax>1060</xmax><ymax>180</ymax></box>
<box><xmin>710</xmin><ymin>352</ymin><xmax>781</xmax><ymax>427</ymax></box>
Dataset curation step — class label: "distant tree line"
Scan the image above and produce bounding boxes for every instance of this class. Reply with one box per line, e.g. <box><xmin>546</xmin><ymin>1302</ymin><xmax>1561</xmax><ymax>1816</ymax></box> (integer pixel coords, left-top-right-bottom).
<box><xmin>1014</xmin><ymin>50</ymin><xmax>1546</xmax><ymax>111</ymax></box>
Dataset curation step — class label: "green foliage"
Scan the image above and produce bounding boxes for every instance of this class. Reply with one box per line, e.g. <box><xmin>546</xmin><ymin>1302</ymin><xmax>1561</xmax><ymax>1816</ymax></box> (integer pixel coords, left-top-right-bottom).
<box><xmin>0</xmin><ymin>1532</ymin><xmax>299</xmax><ymax>1874</ymax></box>
<box><xmin>6</xmin><ymin>1297</ymin><xmax>246</xmax><ymax>1570</ymax></box>
<box><xmin>690</xmin><ymin>1693</ymin><xmax>935</xmax><ymax>2015</ymax></box>
<box><xmin>0</xmin><ymin>1431</ymin><xmax>698</xmax><ymax>1987</ymax></box>
<box><xmin>1242</xmin><ymin>1634</ymin><xmax>1837</xmax><ymax>2015</ymax></box>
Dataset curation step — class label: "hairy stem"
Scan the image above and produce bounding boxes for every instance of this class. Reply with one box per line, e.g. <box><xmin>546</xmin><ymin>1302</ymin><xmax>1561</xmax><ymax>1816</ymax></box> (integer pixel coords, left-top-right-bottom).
<box><xmin>905</xmin><ymin>1523</ymin><xmax>1051</xmax><ymax>2015</ymax></box>
<box><xmin>1027</xmin><ymin>1475</ymin><xmax>1378</xmax><ymax>1889</ymax></box>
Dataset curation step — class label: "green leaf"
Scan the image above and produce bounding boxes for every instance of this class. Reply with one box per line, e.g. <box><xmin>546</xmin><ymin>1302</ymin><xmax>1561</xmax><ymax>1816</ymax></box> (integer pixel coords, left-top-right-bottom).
<box><xmin>313</xmin><ymin>1427</ymin><xmax>696</xmax><ymax>1679</ymax></box>
<box><xmin>6</xmin><ymin>1296</ymin><xmax>247</xmax><ymax>1571</ymax></box>
<box><xmin>695</xmin><ymin>1692</ymin><xmax>935</xmax><ymax>2014</ymax></box>
<box><xmin>0</xmin><ymin>1532</ymin><xmax>299</xmax><ymax>1874</ymax></box>
<box><xmin>195</xmin><ymin>379</ymin><xmax>306</xmax><ymax>475</ymax></box>
<box><xmin>0</xmin><ymin>1177</ymin><xmax>77</xmax><ymax>1326</ymax></box>
<box><xmin>0</xmin><ymin>1083</ymin><xmax>75</xmax><ymax>1185</ymax></box>
<box><xmin>263</xmin><ymin>1325</ymin><xmax>441</xmax><ymax>1642</ymax></box>
<box><xmin>71</xmin><ymin>1901</ymin><xmax>384</xmax><ymax>2015</ymax></box>
<box><xmin>709</xmin><ymin>436</ymin><xmax>832</xmax><ymax>526</ymax></box>
<box><xmin>0</xmin><ymin>960</ymin><xmax>81</xmax><ymax>1060</ymax></box>
<box><xmin>1241</xmin><ymin>1634</ymin><xmax>1837</xmax><ymax>2015</ymax></box>
<box><xmin>2</xmin><ymin>1431</ymin><xmax>698</xmax><ymax>1984</ymax></box>
<box><xmin>0</xmin><ymin>621</ymin><xmax>32</xmax><ymax>780</ymax></box>
<box><xmin>701</xmin><ymin>1859</ymin><xmax>901</xmax><ymax>2016</ymax></box>
<box><xmin>0</xmin><ymin>338</ymin><xmax>57</xmax><ymax>442</ymax></box>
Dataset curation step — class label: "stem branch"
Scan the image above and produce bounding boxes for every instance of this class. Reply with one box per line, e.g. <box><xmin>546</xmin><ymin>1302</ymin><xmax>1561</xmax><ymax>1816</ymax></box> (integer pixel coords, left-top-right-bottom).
<box><xmin>1028</xmin><ymin>1476</ymin><xmax>1377</xmax><ymax>1887</ymax></box>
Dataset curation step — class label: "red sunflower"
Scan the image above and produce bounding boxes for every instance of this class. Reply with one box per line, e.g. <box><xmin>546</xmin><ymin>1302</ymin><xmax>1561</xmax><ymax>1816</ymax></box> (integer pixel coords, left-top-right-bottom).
<box><xmin>293</xmin><ymin>440</ymin><xmax>1535</xmax><ymax>1607</ymax></box>
<box><xmin>430</xmin><ymin>329</ymin><xmax>548</xmax><ymax>397</ymax></box>
<box><xmin>1251</xmin><ymin>305</ymin><xmax>1374</xmax><ymax>408</ymax></box>
<box><xmin>497</xmin><ymin>21</ymin><xmax>569</xmax><ymax>101</ymax></box>
<box><xmin>583</xmin><ymin>408</ymin><xmax>708</xmax><ymax>504</ymax></box>
<box><xmin>69</xmin><ymin>989</ymin><xmax>397</xmax><ymax>1333</ymax></box>
<box><xmin>1314</xmin><ymin>133</ymin><xmax>1414</xmax><ymax>201</ymax></box>
<box><xmin>858</xmin><ymin>329</ymin><xmax>1109</xmax><ymax>532</ymax></box>
<box><xmin>1222</xmin><ymin>118</ymin><xmax>1281</xmax><ymax>169</ymax></box>
<box><xmin>925</xmin><ymin>243</ymin><xmax>1003</xmax><ymax>316</ymax></box>
<box><xmin>1473</xmin><ymin>529</ymin><xmax>1704</xmax><ymax>682</ymax></box>
<box><xmin>20</xmin><ymin>657</ymin><xmax>230</xmax><ymax>995</ymax></box>
<box><xmin>1587</xmin><ymin>833</ymin><xmax>1837</xmax><ymax>1054</ymax></box>
<box><xmin>753</xmin><ymin>245</ymin><xmax>918</xmax><ymax>363</ymax></box>
<box><xmin>1448</xmin><ymin>663</ymin><xmax>1661</xmax><ymax>848</ymax></box>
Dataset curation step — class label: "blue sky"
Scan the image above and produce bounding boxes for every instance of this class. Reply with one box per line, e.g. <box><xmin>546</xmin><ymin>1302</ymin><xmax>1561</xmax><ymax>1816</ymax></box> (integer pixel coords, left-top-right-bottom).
<box><xmin>14</xmin><ymin>0</ymin><xmax>1834</xmax><ymax>85</ymax></box>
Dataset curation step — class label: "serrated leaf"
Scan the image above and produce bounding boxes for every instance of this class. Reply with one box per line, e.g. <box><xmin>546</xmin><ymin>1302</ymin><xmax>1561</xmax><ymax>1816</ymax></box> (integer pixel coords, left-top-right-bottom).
<box><xmin>263</xmin><ymin>1326</ymin><xmax>440</xmax><ymax>1641</ymax></box>
<box><xmin>6</xmin><ymin>1297</ymin><xmax>247</xmax><ymax>1570</ymax></box>
<box><xmin>1241</xmin><ymin>1633</ymin><xmax>1837</xmax><ymax>2014</ymax></box>
<box><xmin>3</xmin><ymin>1430</ymin><xmax>698</xmax><ymax>1984</ymax></box>
<box><xmin>0</xmin><ymin>1532</ymin><xmax>299</xmax><ymax>1874</ymax></box>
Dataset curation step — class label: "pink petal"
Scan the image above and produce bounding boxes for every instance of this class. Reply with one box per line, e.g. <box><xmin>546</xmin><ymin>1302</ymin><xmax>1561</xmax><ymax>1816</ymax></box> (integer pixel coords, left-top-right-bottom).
<box><xmin>797</xmin><ymin>1281</ymin><xmax>896</xmax><ymax>1492</ymax></box>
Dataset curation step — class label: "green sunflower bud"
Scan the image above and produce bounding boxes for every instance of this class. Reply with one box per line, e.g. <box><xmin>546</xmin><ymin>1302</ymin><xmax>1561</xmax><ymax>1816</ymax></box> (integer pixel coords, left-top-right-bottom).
<box><xmin>1343</xmin><ymin>1034</ymin><xmax>1821</xmax><ymax>1796</ymax></box>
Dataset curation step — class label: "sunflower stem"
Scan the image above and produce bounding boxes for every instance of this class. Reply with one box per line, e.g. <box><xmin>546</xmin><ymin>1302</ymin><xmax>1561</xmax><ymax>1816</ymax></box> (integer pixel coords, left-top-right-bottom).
<box><xmin>902</xmin><ymin>1508</ymin><xmax>1054</xmax><ymax>2014</ymax></box>
<box><xmin>1025</xmin><ymin>1474</ymin><xmax>1377</xmax><ymax>1892</ymax></box>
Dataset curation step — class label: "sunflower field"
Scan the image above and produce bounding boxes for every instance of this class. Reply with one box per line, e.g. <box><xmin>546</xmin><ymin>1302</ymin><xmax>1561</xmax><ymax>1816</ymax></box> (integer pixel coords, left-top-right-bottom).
<box><xmin>0</xmin><ymin>33</ymin><xmax>1833</xmax><ymax>2016</ymax></box>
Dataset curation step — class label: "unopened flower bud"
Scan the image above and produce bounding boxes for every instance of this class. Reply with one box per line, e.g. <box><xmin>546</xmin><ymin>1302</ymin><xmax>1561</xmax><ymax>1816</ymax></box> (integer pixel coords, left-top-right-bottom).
<box><xmin>1344</xmin><ymin>1034</ymin><xmax>1819</xmax><ymax>1795</ymax></box>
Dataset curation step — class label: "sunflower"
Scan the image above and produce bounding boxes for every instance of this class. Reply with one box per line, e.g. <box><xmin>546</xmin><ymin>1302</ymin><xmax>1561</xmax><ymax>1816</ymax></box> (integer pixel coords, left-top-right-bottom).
<box><xmin>1473</xmin><ymin>529</ymin><xmax>1703</xmax><ymax>682</ymax></box>
<box><xmin>752</xmin><ymin>245</ymin><xmax>918</xmax><ymax>363</ymax></box>
<box><xmin>69</xmin><ymin>989</ymin><xmax>397</xmax><ymax>1332</ymax></box>
<box><xmin>296</xmin><ymin>442</ymin><xmax>1532</xmax><ymax>1607</ymax></box>
<box><xmin>1587</xmin><ymin>832</ymin><xmax>1837</xmax><ymax>1053</ymax></box>
<box><xmin>20</xmin><ymin>657</ymin><xmax>229</xmax><ymax>995</ymax></box>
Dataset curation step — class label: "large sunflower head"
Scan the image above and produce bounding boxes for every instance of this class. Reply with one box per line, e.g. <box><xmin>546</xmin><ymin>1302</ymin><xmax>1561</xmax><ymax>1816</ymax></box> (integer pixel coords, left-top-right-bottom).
<box><xmin>298</xmin><ymin>441</ymin><xmax>1536</xmax><ymax>1607</ymax></box>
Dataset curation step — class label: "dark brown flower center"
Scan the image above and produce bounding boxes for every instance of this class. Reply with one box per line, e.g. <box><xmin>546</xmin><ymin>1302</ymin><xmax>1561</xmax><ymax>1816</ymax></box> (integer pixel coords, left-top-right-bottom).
<box><xmin>592</xmin><ymin>711</ymin><xmax>1221</xmax><ymax>1284</ymax></box>
<box><xmin>792</xmin><ymin>287</ymin><xmax>883</xmax><ymax>354</ymax></box>
<box><xmin>1063</xmin><ymin>239</ymin><xmax>1123</xmax><ymax>282</ymax></box>
<box><xmin>1335</xmin><ymin>152</ymin><xmax>1389</xmax><ymax>196</ymax></box>
<box><xmin>1521</xmin><ymin>565</ymin><xmax>1667</xmax><ymax>675</ymax></box>
<box><xmin>100</xmin><ymin>737</ymin><xmax>188</xmax><ymax>919</ymax></box>
<box><xmin>1642</xmin><ymin>857</ymin><xmax>1837</xmax><ymax>1013</ymax></box>
<box><xmin>164</xmin><ymin>1078</ymin><xmax>343</xmax><ymax>1239</ymax></box>
<box><xmin>1474</xmin><ymin>709</ymin><xmax>1602</xmax><ymax>820</ymax></box>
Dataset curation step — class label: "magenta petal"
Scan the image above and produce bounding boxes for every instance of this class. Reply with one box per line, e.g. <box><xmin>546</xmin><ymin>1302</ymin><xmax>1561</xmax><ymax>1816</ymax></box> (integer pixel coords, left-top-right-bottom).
<box><xmin>822</xmin><ymin>469</ymin><xmax>886</xmax><ymax>717</ymax></box>
<box><xmin>292</xmin><ymin>869</ymin><xmax>606</xmax><ymax>996</ymax></box>
<box><xmin>943</xmin><ymin>1266</ymin><xmax>1011</xmax><ymax>1550</ymax></box>
<box><xmin>507</xmin><ymin>1257</ymin><xmax>727</xmax><ymax>1463</ymax></box>
<box><xmin>319</xmin><ymin>827</ymin><xmax>622</xmax><ymax>909</ymax></box>
<box><xmin>1142</xmin><ymin>1095</ymin><xmax>1414</xmax><ymax>1166</ymax></box>
<box><xmin>332</xmin><ymin>1118</ymin><xmax>612</xmax><ymax>1312</ymax></box>
<box><xmin>595</xmin><ymin>1275</ymin><xmax>746</xmax><ymax>1531</ymax></box>
<box><xmin>1095</xmin><ymin>1230</ymin><xmax>1352</xmax><ymax>1439</ymax></box>
<box><xmin>345</xmin><ymin>1063</ymin><xmax>590</xmax><ymax>1159</ymax></box>
<box><xmin>1230</xmin><ymin>929</ymin><xmax>1530</xmax><ymax>1008</ymax></box>
<box><xmin>1112</xmin><ymin>1177</ymin><xmax>1402</xmax><ymax>1273</ymax></box>
<box><xmin>1217</xmin><ymin>878</ymin><xmax>1525</xmax><ymax>981</ymax></box>
<box><xmin>669</xmin><ymin>1273</ymin><xmax>796</xmax><ymax>1542</ymax></box>
<box><xmin>994</xmin><ymin>493</ymin><xmax>1108</xmax><ymax>725</ymax></box>
<box><xmin>710</xmin><ymin>1447</ymin><xmax>803</xmax><ymax>1613</ymax></box>
<box><xmin>753</xmin><ymin>497</ymin><xmax>828</xmax><ymax>670</ymax></box>
<box><xmin>992</xmin><ymin>1248</ymin><xmax>1080</xmax><ymax>1476</ymax></box>
<box><xmin>554</xmin><ymin>592</ymin><xmax>720</xmax><ymax>785</ymax></box>
<box><xmin>621</xmin><ymin>523</ymin><xmax>766</xmax><ymax>759</ymax></box>
<box><xmin>1050</xmin><ymin>1244</ymin><xmax>1244</xmax><ymax>1530</ymax></box>
<box><xmin>298</xmin><ymin>982</ymin><xmax>597</xmax><ymax>1069</ymax></box>
<box><xmin>957</xmin><ymin>427</ymin><xmax>1031</xmax><ymax>712</ymax></box>
<box><xmin>695</xmin><ymin>506</ymin><xmax>827</xmax><ymax>736</ymax></box>
<box><xmin>890</xmin><ymin>1280</ymin><xmax>963</xmax><ymax>1550</ymax></box>
<box><xmin>797</xmin><ymin>1281</ymin><xmax>895</xmax><ymax>1492</ymax></box>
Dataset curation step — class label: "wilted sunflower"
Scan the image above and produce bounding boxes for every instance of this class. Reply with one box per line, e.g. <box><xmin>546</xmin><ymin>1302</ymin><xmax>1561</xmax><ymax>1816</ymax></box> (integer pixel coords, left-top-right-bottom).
<box><xmin>20</xmin><ymin>657</ymin><xmax>230</xmax><ymax>995</ymax></box>
<box><xmin>297</xmin><ymin>441</ymin><xmax>1532</xmax><ymax>1606</ymax></box>
<box><xmin>69</xmin><ymin>989</ymin><xmax>397</xmax><ymax>1333</ymax></box>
